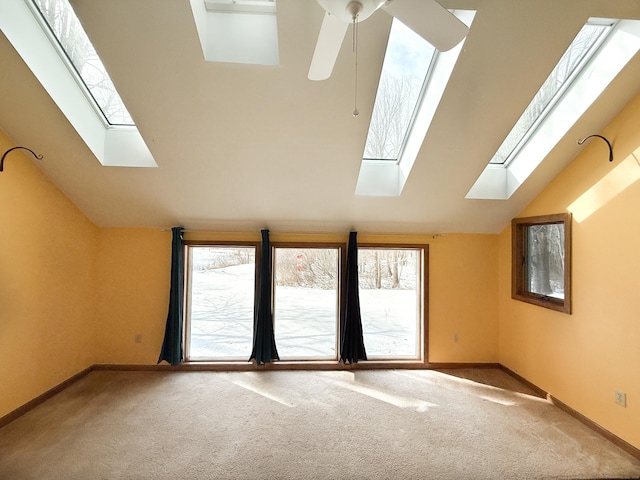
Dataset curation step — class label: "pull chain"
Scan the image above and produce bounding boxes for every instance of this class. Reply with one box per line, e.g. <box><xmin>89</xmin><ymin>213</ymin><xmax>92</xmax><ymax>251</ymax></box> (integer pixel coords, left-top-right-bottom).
<box><xmin>352</xmin><ymin>14</ymin><xmax>359</xmax><ymax>117</ymax></box>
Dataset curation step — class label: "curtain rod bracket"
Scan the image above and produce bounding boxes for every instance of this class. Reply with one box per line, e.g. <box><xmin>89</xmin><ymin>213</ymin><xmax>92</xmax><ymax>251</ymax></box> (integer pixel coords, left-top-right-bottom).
<box><xmin>576</xmin><ymin>134</ymin><xmax>613</xmax><ymax>162</ymax></box>
<box><xmin>0</xmin><ymin>146</ymin><xmax>44</xmax><ymax>172</ymax></box>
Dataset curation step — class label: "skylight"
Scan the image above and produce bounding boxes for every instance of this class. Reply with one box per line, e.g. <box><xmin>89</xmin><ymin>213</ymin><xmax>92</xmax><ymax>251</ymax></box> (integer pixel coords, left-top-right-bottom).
<box><xmin>362</xmin><ymin>20</ymin><xmax>436</xmax><ymax>161</ymax></box>
<box><xmin>32</xmin><ymin>0</ymin><xmax>134</xmax><ymax>126</ymax></box>
<box><xmin>204</xmin><ymin>0</ymin><xmax>275</xmax><ymax>14</ymax></box>
<box><xmin>190</xmin><ymin>0</ymin><xmax>279</xmax><ymax>66</ymax></box>
<box><xmin>0</xmin><ymin>0</ymin><xmax>156</xmax><ymax>167</ymax></box>
<box><xmin>489</xmin><ymin>23</ymin><xmax>610</xmax><ymax>166</ymax></box>
<box><xmin>356</xmin><ymin>10</ymin><xmax>475</xmax><ymax>196</ymax></box>
<box><xmin>467</xmin><ymin>18</ymin><xmax>640</xmax><ymax>200</ymax></box>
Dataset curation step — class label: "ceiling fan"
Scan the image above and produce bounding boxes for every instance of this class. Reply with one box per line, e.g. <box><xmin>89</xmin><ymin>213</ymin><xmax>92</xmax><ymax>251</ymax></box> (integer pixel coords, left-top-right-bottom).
<box><xmin>308</xmin><ymin>0</ymin><xmax>469</xmax><ymax>81</ymax></box>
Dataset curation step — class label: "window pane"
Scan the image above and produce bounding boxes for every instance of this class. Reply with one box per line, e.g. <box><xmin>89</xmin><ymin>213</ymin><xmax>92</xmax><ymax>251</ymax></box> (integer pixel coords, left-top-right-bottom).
<box><xmin>526</xmin><ymin>224</ymin><xmax>565</xmax><ymax>299</ymax></box>
<box><xmin>32</xmin><ymin>0</ymin><xmax>135</xmax><ymax>125</ymax></box>
<box><xmin>187</xmin><ymin>246</ymin><xmax>255</xmax><ymax>359</ymax></box>
<box><xmin>274</xmin><ymin>248</ymin><xmax>338</xmax><ymax>359</ymax></box>
<box><xmin>489</xmin><ymin>23</ymin><xmax>609</xmax><ymax>165</ymax></box>
<box><xmin>362</xmin><ymin>20</ymin><xmax>436</xmax><ymax>161</ymax></box>
<box><xmin>359</xmin><ymin>249</ymin><xmax>420</xmax><ymax>358</ymax></box>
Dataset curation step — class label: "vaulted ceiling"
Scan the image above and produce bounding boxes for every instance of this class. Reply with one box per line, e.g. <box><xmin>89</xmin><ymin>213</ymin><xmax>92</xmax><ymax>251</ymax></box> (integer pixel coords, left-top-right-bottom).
<box><xmin>1</xmin><ymin>0</ymin><xmax>639</xmax><ymax>233</ymax></box>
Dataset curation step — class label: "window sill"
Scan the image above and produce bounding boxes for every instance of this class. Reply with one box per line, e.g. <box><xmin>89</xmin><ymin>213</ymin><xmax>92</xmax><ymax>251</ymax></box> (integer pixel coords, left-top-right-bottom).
<box><xmin>512</xmin><ymin>293</ymin><xmax>571</xmax><ymax>314</ymax></box>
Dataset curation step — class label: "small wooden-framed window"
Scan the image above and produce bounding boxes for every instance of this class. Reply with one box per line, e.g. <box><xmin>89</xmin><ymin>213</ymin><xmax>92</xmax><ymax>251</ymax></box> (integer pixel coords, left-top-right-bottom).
<box><xmin>512</xmin><ymin>213</ymin><xmax>572</xmax><ymax>313</ymax></box>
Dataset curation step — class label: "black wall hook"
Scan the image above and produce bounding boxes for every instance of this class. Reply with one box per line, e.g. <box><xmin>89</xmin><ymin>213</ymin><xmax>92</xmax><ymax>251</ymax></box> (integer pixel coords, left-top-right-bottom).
<box><xmin>577</xmin><ymin>134</ymin><xmax>613</xmax><ymax>162</ymax></box>
<box><xmin>0</xmin><ymin>146</ymin><xmax>44</xmax><ymax>172</ymax></box>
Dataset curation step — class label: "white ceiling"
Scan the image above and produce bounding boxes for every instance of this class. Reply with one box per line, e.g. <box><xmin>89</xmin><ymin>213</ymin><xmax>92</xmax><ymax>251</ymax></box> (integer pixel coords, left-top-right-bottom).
<box><xmin>1</xmin><ymin>0</ymin><xmax>640</xmax><ymax>234</ymax></box>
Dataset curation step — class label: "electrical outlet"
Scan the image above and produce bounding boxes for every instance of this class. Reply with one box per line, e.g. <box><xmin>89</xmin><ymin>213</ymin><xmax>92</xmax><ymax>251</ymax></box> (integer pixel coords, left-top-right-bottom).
<box><xmin>615</xmin><ymin>390</ymin><xmax>626</xmax><ymax>407</ymax></box>
<box><xmin>134</xmin><ymin>333</ymin><xmax>143</xmax><ymax>344</ymax></box>
<box><xmin>453</xmin><ymin>333</ymin><xmax>459</xmax><ymax>343</ymax></box>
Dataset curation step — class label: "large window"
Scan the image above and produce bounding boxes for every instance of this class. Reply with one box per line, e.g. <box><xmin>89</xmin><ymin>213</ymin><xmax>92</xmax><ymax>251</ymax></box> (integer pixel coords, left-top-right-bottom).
<box><xmin>185</xmin><ymin>240</ymin><xmax>428</xmax><ymax>363</ymax></box>
<box><xmin>358</xmin><ymin>247</ymin><xmax>423</xmax><ymax>359</ymax></box>
<box><xmin>273</xmin><ymin>246</ymin><xmax>340</xmax><ymax>360</ymax></box>
<box><xmin>512</xmin><ymin>214</ymin><xmax>571</xmax><ymax>313</ymax></box>
<box><xmin>186</xmin><ymin>245</ymin><xmax>257</xmax><ymax>360</ymax></box>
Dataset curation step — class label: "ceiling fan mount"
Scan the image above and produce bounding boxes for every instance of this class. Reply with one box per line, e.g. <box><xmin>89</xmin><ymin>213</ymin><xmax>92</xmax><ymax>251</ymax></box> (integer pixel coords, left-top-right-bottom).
<box><xmin>317</xmin><ymin>0</ymin><xmax>385</xmax><ymax>23</ymax></box>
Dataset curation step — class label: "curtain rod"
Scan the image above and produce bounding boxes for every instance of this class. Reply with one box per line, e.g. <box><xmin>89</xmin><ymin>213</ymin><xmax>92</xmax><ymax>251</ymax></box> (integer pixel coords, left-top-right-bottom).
<box><xmin>162</xmin><ymin>229</ymin><xmax>344</xmax><ymax>235</ymax></box>
<box><xmin>161</xmin><ymin>228</ymin><xmax>446</xmax><ymax>238</ymax></box>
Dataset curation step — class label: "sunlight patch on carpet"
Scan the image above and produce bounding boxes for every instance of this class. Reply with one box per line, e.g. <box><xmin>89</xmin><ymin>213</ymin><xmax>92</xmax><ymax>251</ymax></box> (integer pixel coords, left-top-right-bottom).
<box><xmin>393</xmin><ymin>370</ymin><xmax>549</xmax><ymax>407</ymax></box>
<box><xmin>319</xmin><ymin>371</ymin><xmax>437</xmax><ymax>412</ymax></box>
<box><xmin>222</xmin><ymin>373</ymin><xmax>295</xmax><ymax>407</ymax></box>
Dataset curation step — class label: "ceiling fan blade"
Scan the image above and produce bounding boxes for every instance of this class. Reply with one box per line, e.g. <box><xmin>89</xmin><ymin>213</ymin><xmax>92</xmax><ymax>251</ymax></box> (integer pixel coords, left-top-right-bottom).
<box><xmin>308</xmin><ymin>12</ymin><xmax>349</xmax><ymax>81</ymax></box>
<box><xmin>383</xmin><ymin>0</ymin><xmax>468</xmax><ymax>52</ymax></box>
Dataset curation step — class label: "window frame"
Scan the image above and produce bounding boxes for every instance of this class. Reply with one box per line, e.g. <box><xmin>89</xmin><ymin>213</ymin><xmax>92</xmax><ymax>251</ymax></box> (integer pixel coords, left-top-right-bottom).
<box><xmin>271</xmin><ymin>242</ymin><xmax>344</xmax><ymax>361</ymax></box>
<box><xmin>487</xmin><ymin>22</ymin><xmax>612</xmax><ymax>167</ymax></box>
<box><xmin>182</xmin><ymin>237</ymin><xmax>429</xmax><ymax>368</ymax></box>
<box><xmin>183</xmin><ymin>240</ymin><xmax>260</xmax><ymax>362</ymax></box>
<box><xmin>511</xmin><ymin>213</ymin><xmax>572</xmax><ymax>313</ymax></box>
<box><xmin>30</xmin><ymin>0</ymin><xmax>135</xmax><ymax>126</ymax></box>
<box><xmin>357</xmin><ymin>243</ymin><xmax>427</xmax><ymax>361</ymax></box>
<box><xmin>355</xmin><ymin>10</ymin><xmax>475</xmax><ymax>197</ymax></box>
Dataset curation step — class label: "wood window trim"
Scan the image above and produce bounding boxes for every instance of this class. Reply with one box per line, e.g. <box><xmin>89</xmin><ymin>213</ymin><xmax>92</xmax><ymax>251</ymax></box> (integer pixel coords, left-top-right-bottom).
<box><xmin>268</xmin><ymin>242</ymin><xmax>429</xmax><ymax>363</ymax></box>
<box><xmin>183</xmin><ymin>241</ymin><xmax>260</xmax><ymax>361</ymax></box>
<box><xmin>271</xmin><ymin>243</ymin><xmax>344</xmax><ymax>361</ymax></box>
<box><xmin>511</xmin><ymin>213</ymin><xmax>572</xmax><ymax>314</ymax></box>
<box><xmin>358</xmin><ymin>243</ymin><xmax>429</xmax><ymax>362</ymax></box>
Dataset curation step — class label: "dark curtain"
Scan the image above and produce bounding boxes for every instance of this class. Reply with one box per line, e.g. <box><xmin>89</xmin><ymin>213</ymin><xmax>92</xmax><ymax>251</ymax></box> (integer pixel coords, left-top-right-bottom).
<box><xmin>249</xmin><ymin>229</ymin><xmax>279</xmax><ymax>364</ymax></box>
<box><xmin>340</xmin><ymin>231</ymin><xmax>367</xmax><ymax>363</ymax></box>
<box><xmin>157</xmin><ymin>226</ymin><xmax>185</xmax><ymax>366</ymax></box>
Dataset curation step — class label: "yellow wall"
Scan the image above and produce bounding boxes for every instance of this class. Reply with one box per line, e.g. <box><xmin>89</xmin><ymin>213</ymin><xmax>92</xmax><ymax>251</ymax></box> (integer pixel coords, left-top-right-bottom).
<box><xmin>0</xmin><ymin>130</ymin><xmax>99</xmax><ymax>418</ymax></box>
<box><xmin>0</xmin><ymin>130</ymin><xmax>172</xmax><ymax>417</ymax></box>
<box><xmin>94</xmin><ymin>228</ymin><xmax>171</xmax><ymax>365</ymax></box>
<box><xmin>498</xmin><ymin>92</ymin><xmax>640</xmax><ymax>449</ymax></box>
<box><xmin>429</xmin><ymin>234</ymin><xmax>499</xmax><ymax>362</ymax></box>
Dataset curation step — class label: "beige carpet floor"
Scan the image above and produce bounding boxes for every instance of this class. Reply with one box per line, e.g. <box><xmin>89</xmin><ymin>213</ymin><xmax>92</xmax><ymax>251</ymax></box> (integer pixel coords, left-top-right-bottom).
<box><xmin>0</xmin><ymin>368</ymin><xmax>639</xmax><ymax>480</ymax></box>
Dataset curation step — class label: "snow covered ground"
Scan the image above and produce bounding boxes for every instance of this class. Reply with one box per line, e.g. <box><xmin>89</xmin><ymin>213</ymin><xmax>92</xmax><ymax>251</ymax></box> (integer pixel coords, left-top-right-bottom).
<box><xmin>188</xmin><ymin>264</ymin><xmax>418</xmax><ymax>360</ymax></box>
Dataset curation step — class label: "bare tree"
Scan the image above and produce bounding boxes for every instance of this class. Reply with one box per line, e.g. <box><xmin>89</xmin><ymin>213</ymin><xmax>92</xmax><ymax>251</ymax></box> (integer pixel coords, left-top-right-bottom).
<box><xmin>363</xmin><ymin>75</ymin><xmax>422</xmax><ymax>160</ymax></box>
<box><xmin>528</xmin><ymin>224</ymin><xmax>564</xmax><ymax>296</ymax></box>
<box><xmin>274</xmin><ymin>249</ymin><xmax>337</xmax><ymax>290</ymax></box>
<box><xmin>358</xmin><ymin>249</ymin><xmax>416</xmax><ymax>290</ymax></box>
